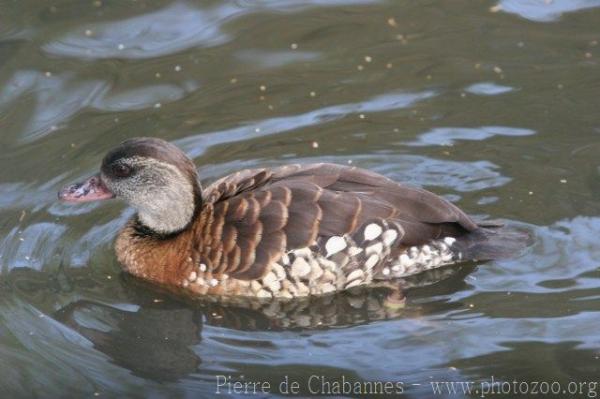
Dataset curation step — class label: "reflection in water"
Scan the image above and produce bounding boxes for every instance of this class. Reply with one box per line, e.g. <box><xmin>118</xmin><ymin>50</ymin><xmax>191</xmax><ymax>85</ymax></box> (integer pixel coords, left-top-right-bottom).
<box><xmin>3</xmin><ymin>264</ymin><xmax>472</xmax><ymax>386</ymax></box>
<box><xmin>56</xmin><ymin>300</ymin><xmax>203</xmax><ymax>382</ymax></box>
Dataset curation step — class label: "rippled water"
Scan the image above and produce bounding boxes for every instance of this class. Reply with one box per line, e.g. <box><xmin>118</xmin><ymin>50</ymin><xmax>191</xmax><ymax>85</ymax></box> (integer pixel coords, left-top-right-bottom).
<box><xmin>1</xmin><ymin>0</ymin><xmax>600</xmax><ymax>397</ymax></box>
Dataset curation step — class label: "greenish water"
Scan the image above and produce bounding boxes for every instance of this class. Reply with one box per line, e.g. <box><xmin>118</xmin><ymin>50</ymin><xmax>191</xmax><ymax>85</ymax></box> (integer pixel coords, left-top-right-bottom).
<box><xmin>1</xmin><ymin>0</ymin><xmax>600</xmax><ymax>397</ymax></box>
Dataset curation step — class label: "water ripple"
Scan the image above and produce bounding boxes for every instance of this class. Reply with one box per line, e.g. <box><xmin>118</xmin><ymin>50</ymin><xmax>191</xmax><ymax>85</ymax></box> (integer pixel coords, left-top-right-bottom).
<box><xmin>0</xmin><ymin>296</ymin><xmax>166</xmax><ymax>397</ymax></box>
<box><xmin>42</xmin><ymin>3</ymin><xmax>232</xmax><ymax>60</ymax></box>
<box><xmin>470</xmin><ymin>216</ymin><xmax>600</xmax><ymax>293</ymax></box>
<box><xmin>178</xmin><ymin>90</ymin><xmax>437</xmax><ymax>158</ymax></box>
<box><xmin>92</xmin><ymin>82</ymin><xmax>199</xmax><ymax>112</ymax></box>
<box><xmin>0</xmin><ymin>70</ymin><xmax>108</xmax><ymax>143</ymax></box>
<box><xmin>369</xmin><ymin>155</ymin><xmax>511</xmax><ymax>192</ymax></box>
<box><xmin>465</xmin><ymin>82</ymin><xmax>515</xmax><ymax>96</ymax></box>
<box><xmin>1</xmin><ymin>223</ymin><xmax>66</xmax><ymax>271</ymax></box>
<box><xmin>42</xmin><ymin>0</ymin><xmax>380</xmax><ymax>60</ymax></box>
<box><xmin>406</xmin><ymin>126</ymin><xmax>535</xmax><ymax>147</ymax></box>
<box><xmin>496</xmin><ymin>0</ymin><xmax>600</xmax><ymax>22</ymax></box>
<box><xmin>68</xmin><ymin>209</ymin><xmax>133</xmax><ymax>267</ymax></box>
<box><xmin>235</xmin><ymin>49</ymin><xmax>321</xmax><ymax>69</ymax></box>
<box><xmin>0</xmin><ymin>174</ymin><xmax>70</xmax><ymax>212</ymax></box>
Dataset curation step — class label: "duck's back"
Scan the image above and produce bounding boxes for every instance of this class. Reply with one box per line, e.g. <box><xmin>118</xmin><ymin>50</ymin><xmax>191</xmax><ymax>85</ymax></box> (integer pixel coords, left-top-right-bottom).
<box><xmin>182</xmin><ymin>163</ymin><xmax>487</xmax><ymax>298</ymax></box>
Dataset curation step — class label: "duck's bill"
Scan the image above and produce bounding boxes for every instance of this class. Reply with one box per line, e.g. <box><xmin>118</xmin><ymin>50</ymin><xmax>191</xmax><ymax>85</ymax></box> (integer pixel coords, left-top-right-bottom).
<box><xmin>58</xmin><ymin>174</ymin><xmax>115</xmax><ymax>203</ymax></box>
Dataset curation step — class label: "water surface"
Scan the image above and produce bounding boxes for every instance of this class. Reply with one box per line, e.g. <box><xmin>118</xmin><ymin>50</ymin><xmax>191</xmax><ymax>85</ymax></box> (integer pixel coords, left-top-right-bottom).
<box><xmin>1</xmin><ymin>0</ymin><xmax>600</xmax><ymax>397</ymax></box>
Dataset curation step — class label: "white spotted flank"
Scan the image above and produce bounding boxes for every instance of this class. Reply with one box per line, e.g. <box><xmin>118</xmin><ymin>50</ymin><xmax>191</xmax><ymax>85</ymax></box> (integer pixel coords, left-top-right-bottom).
<box><xmin>325</xmin><ymin>236</ymin><xmax>347</xmax><ymax>256</ymax></box>
<box><xmin>444</xmin><ymin>237</ymin><xmax>456</xmax><ymax>246</ymax></box>
<box><xmin>364</xmin><ymin>223</ymin><xmax>383</xmax><ymax>240</ymax></box>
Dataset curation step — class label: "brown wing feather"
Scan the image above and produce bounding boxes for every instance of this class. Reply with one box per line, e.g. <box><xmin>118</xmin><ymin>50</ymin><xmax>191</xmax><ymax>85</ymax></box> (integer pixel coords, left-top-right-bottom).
<box><xmin>203</xmin><ymin>168</ymin><xmax>273</xmax><ymax>203</ymax></box>
<box><xmin>198</xmin><ymin>163</ymin><xmax>478</xmax><ymax>280</ymax></box>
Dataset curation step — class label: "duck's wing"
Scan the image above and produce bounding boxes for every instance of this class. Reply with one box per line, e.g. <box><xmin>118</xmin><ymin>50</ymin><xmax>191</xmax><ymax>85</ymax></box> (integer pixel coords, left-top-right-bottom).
<box><xmin>202</xmin><ymin>168</ymin><xmax>273</xmax><ymax>203</ymax></box>
<box><xmin>198</xmin><ymin>163</ymin><xmax>478</xmax><ymax>280</ymax></box>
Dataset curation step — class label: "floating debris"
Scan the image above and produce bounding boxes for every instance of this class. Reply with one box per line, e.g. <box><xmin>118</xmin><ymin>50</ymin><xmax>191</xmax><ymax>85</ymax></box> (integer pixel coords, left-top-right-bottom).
<box><xmin>117</xmin><ymin>43</ymin><xmax>125</xmax><ymax>50</ymax></box>
<box><xmin>230</xmin><ymin>77</ymin><xmax>237</xmax><ymax>84</ymax></box>
<box><xmin>395</xmin><ymin>34</ymin><xmax>408</xmax><ymax>44</ymax></box>
<box><xmin>259</xmin><ymin>85</ymin><xmax>266</xmax><ymax>92</ymax></box>
<box><xmin>174</xmin><ymin>65</ymin><xmax>182</xmax><ymax>72</ymax></box>
<box><xmin>387</xmin><ymin>17</ymin><xmax>398</xmax><ymax>28</ymax></box>
<box><xmin>560</xmin><ymin>179</ymin><xmax>567</xmax><ymax>183</ymax></box>
<box><xmin>290</xmin><ymin>43</ymin><xmax>298</xmax><ymax>50</ymax></box>
<box><xmin>489</xmin><ymin>4</ymin><xmax>502</xmax><ymax>13</ymax></box>
<box><xmin>311</xmin><ymin>141</ymin><xmax>319</xmax><ymax>149</ymax></box>
<box><xmin>84</xmin><ymin>29</ymin><xmax>93</xmax><ymax>37</ymax></box>
<box><xmin>364</xmin><ymin>56</ymin><xmax>372</xmax><ymax>63</ymax></box>
<box><xmin>310</xmin><ymin>91</ymin><xmax>316</xmax><ymax>97</ymax></box>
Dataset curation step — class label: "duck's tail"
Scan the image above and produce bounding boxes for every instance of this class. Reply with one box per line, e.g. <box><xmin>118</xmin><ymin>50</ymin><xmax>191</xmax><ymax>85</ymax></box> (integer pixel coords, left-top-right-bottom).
<box><xmin>454</xmin><ymin>222</ymin><xmax>531</xmax><ymax>261</ymax></box>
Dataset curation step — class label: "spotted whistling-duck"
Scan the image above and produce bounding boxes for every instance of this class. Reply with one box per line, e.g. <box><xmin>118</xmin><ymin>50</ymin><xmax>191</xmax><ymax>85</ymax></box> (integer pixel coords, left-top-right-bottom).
<box><xmin>59</xmin><ymin>137</ymin><xmax>521</xmax><ymax>298</ymax></box>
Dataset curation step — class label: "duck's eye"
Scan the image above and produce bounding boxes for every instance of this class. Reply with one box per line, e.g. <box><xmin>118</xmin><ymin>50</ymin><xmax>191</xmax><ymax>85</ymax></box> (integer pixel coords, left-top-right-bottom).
<box><xmin>112</xmin><ymin>164</ymin><xmax>132</xmax><ymax>178</ymax></box>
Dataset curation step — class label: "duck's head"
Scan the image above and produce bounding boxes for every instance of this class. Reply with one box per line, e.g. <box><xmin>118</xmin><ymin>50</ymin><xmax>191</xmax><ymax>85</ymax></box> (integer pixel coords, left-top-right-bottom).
<box><xmin>59</xmin><ymin>137</ymin><xmax>202</xmax><ymax>235</ymax></box>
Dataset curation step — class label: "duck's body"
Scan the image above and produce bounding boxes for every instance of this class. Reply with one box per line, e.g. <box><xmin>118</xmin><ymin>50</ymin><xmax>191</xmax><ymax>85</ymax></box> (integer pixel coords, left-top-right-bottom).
<box><xmin>59</xmin><ymin>138</ymin><xmax>519</xmax><ymax>299</ymax></box>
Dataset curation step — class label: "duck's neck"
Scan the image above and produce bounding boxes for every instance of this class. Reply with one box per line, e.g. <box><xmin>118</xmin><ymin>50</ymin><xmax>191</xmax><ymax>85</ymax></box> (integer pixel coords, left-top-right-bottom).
<box><xmin>135</xmin><ymin>183</ymin><xmax>202</xmax><ymax>237</ymax></box>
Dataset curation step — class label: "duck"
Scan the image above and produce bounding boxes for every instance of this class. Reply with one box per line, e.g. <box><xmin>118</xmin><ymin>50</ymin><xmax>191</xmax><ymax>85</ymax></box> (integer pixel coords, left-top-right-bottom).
<box><xmin>59</xmin><ymin>137</ymin><xmax>521</xmax><ymax>299</ymax></box>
